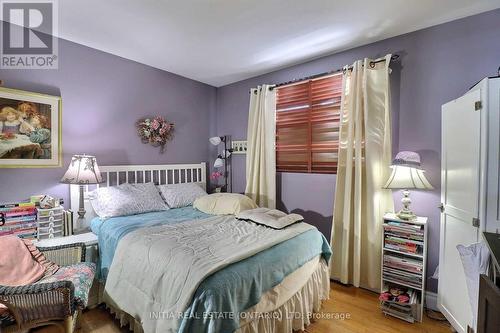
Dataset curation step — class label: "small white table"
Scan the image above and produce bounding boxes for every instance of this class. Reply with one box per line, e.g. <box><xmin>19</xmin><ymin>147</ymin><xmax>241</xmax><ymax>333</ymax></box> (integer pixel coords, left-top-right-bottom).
<box><xmin>35</xmin><ymin>232</ymin><xmax>98</xmax><ymax>247</ymax></box>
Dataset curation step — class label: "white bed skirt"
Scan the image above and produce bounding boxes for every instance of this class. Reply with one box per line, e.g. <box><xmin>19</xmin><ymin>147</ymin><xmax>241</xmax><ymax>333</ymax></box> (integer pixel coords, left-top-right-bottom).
<box><xmin>105</xmin><ymin>258</ymin><xmax>330</xmax><ymax>333</ymax></box>
<box><xmin>237</xmin><ymin>258</ymin><xmax>330</xmax><ymax>333</ymax></box>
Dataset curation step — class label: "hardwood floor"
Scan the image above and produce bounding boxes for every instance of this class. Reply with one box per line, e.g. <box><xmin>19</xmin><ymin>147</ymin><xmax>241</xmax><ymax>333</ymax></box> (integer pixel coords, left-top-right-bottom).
<box><xmin>36</xmin><ymin>282</ymin><xmax>451</xmax><ymax>333</ymax></box>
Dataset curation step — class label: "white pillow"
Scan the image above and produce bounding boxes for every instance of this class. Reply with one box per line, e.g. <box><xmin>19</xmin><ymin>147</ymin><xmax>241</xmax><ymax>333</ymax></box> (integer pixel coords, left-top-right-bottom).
<box><xmin>236</xmin><ymin>208</ymin><xmax>303</xmax><ymax>229</ymax></box>
<box><xmin>89</xmin><ymin>182</ymin><xmax>168</xmax><ymax>219</ymax></box>
<box><xmin>193</xmin><ymin>193</ymin><xmax>258</xmax><ymax>215</ymax></box>
<box><xmin>157</xmin><ymin>183</ymin><xmax>207</xmax><ymax>208</ymax></box>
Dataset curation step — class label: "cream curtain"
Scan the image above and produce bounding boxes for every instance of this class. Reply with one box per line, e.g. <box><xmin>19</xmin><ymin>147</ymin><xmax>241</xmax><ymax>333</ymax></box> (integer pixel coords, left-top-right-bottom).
<box><xmin>330</xmin><ymin>55</ymin><xmax>394</xmax><ymax>290</ymax></box>
<box><xmin>245</xmin><ymin>85</ymin><xmax>276</xmax><ymax>208</ymax></box>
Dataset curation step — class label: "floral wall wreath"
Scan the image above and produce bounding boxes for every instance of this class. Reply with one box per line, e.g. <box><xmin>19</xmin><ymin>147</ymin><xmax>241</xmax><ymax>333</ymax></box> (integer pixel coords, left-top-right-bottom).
<box><xmin>136</xmin><ymin>116</ymin><xmax>174</xmax><ymax>153</ymax></box>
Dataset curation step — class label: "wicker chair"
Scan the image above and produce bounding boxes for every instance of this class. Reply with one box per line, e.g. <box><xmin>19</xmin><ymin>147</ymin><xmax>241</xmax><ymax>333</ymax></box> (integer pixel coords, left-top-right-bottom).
<box><xmin>0</xmin><ymin>242</ymin><xmax>92</xmax><ymax>333</ymax></box>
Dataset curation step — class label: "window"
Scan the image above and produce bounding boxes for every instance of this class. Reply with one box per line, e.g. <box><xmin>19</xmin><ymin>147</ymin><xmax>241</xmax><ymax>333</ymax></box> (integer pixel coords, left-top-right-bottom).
<box><xmin>276</xmin><ymin>73</ymin><xmax>342</xmax><ymax>174</ymax></box>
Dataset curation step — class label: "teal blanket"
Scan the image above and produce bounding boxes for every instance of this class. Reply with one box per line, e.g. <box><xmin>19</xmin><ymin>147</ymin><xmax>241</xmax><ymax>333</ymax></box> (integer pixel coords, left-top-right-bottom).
<box><xmin>91</xmin><ymin>208</ymin><xmax>332</xmax><ymax>333</ymax></box>
<box><xmin>90</xmin><ymin>207</ymin><xmax>211</xmax><ymax>280</ymax></box>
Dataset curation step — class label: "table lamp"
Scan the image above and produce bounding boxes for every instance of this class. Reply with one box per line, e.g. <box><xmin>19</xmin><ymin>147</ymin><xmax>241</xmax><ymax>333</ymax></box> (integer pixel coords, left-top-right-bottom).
<box><xmin>60</xmin><ymin>154</ymin><xmax>103</xmax><ymax>218</ymax></box>
<box><xmin>383</xmin><ymin>151</ymin><xmax>433</xmax><ymax>220</ymax></box>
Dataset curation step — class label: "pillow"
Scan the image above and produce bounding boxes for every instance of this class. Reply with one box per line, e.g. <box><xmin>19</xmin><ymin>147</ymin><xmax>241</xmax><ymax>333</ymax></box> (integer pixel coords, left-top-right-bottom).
<box><xmin>0</xmin><ymin>236</ymin><xmax>46</xmax><ymax>286</ymax></box>
<box><xmin>193</xmin><ymin>193</ymin><xmax>258</xmax><ymax>215</ymax></box>
<box><xmin>236</xmin><ymin>208</ymin><xmax>304</xmax><ymax>229</ymax></box>
<box><xmin>89</xmin><ymin>182</ymin><xmax>168</xmax><ymax>219</ymax></box>
<box><xmin>157</xmin><ymin>183</ymin><xmax>207</xmax><ymax>208</ymax></box>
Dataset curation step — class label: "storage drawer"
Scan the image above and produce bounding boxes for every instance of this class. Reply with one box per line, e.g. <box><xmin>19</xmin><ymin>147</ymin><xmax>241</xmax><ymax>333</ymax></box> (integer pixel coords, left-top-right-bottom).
<box><xmin>38</xmin><ymin>207</ymin><xmax>63</xmax><ymax>216</ymax></box>
<box><xmin>38</xmin><ymin>213</ymin><xmax>63</xmax><ymax>223</ymax></box>
<box><xmin>37</xmin><ymin>230</ymin><xmax>64</xmax><ymax>239</ymax></box>
<box><xmin>37</xmin><ymin>207</ymin><xmax>65</xmax><ymax>240</ymax></box>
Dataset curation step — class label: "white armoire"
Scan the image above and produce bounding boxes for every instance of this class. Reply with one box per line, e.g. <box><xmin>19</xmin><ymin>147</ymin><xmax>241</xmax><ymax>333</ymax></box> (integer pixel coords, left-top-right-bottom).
<box><xmin>439</xmin><ymin>77</ymin><xmax>500</xmax><ymax>333</ymax></box>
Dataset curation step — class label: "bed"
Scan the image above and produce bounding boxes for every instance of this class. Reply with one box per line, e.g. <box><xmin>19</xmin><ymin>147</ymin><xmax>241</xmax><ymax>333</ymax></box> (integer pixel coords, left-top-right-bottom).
<box><xmin>70</xmin><ymin>163</ymin><xmax>332</xmax><ymax>333</ymax></box>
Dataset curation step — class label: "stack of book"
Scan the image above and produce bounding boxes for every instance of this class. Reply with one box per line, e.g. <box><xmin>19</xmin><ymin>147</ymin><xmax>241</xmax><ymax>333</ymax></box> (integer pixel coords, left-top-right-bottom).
<box><xmin>384</xmin><ymin>235</ymin><xmax>423</xmax><ymax>255</ymax></box>
<box><xmin>383</xmin><ymin>254</ymin><xmax>423</xmax><ymax>288</ymax></box>
<box><xmin>384</xmin><ymin>222</ymin><xmax>424</xmax><ymax>255</ymax></box>
<box><xmin>0</xmin><ymin>202</ymin><xmax>38</xmax><ymax>240</ymax></box>
<box><xmin>63</xmin><ymin>210</ymin><xmax>74</xmax><ymax>236</ymax></box>
<box><xmin>380</xmin><ymin>285</ymin><xmax>419</xmax><ymax>322</ymax></box>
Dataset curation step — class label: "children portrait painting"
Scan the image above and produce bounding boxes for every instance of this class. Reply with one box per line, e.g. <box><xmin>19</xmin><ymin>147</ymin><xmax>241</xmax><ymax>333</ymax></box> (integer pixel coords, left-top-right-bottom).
<box><xmin>0</xmin><ymin>87</ymin><xmax>61</xmax><ymax>167</ymax></box>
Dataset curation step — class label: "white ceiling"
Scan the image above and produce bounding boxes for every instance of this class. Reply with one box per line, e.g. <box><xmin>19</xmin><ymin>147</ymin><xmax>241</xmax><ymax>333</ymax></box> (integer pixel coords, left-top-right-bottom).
<box><xmin>55</xmin><ymin>0</ymin><xmax>500</xmax><ymax>87</ymax></box>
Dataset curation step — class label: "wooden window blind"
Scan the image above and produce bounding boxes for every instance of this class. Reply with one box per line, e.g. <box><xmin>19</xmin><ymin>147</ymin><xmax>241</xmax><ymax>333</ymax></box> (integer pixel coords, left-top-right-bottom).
<box><xmin>276</xmin><ymin>73</ymin><xmax>342</xmax><ymax>174</ymax></box>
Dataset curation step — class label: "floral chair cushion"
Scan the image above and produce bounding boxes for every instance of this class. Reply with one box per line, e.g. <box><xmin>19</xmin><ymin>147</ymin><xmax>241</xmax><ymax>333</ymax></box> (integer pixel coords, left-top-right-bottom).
<box><xmin>36</xmin><ymin>262</ymin><xmax>96</xmax><ymax>308</ymax></box>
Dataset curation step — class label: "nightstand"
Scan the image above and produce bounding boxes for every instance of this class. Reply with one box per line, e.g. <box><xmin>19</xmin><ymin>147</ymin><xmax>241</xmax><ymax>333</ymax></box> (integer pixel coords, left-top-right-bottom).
<box><xmin>35</xmin><ymin>232</ymin><xmax>100</xmax><ymax>308</ymax></box>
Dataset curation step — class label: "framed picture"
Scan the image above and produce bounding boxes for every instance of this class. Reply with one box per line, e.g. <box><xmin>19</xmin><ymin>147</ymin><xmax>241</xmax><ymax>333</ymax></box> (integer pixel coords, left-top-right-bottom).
<box><xmin>0</xmin><ymin>87</ymin><xmax>62</xmax><ymax>168</ymax></box>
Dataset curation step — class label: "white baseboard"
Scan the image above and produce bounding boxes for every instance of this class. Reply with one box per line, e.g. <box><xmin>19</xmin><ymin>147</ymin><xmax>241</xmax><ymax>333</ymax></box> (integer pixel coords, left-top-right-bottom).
<box><xmin>425</xmin><ymin>291</ymin><xmax>438</xmax><ymax>311</ymax></box>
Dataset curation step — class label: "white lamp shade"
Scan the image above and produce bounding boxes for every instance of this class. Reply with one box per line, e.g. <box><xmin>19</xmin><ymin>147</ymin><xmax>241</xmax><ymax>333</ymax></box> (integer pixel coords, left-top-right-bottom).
<box><xmin>209</xmin><ymin>136</ymin><xmax>222</xmax><ymax>146</ymax></box>
<box><xmin>60</xmin><ymin>155</ymin><xmax>103</xmax><ymax>184</ymax></box>
<box><xmin>213</xmin><ymin>157</ymin><xmax>224</xmax><ymax>168</ymax></box>
<box><xmin>383</xmin><ymin>165</ymin><xmax>433</xmax><ymax>190</ymax></box>
<box><xmin>222</xmin><ymin>150</ymin><xmax>231</xmax><ymax>158</ymax></box>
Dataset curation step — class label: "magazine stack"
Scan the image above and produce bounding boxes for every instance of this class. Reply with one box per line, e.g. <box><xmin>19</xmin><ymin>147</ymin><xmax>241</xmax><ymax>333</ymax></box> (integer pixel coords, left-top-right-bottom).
<box><xmin>0</xmin><ymin>202</ymin><xmax>38</xmax><ymax>240</ymax></box>
<box><xmin>380</xmin><ymin>213</ymin><xmax>428</xmax><ymax>323</ymax></box>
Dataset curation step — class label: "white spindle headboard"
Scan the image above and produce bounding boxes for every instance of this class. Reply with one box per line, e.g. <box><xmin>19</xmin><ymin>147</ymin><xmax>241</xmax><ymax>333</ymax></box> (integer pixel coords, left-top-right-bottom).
<box><xmin>70</xmin><ymin>163</ymin><xmax>207</xmax><ymax>223</ymax></box>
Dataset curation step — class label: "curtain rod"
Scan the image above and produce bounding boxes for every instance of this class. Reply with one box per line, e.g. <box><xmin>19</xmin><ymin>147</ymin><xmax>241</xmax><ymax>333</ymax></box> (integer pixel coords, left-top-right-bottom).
<box><xmin>266</xmin><ymin>54</ymin><xmax>399</xmax><ymax>91</ymax></box>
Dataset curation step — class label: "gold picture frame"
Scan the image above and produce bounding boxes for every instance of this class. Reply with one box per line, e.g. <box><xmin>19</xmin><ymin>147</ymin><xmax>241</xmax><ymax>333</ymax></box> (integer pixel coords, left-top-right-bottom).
<box><xmin>0</xmin><ymin>87</ymin><xmax>62</xmax><ymax>168</ymax></box>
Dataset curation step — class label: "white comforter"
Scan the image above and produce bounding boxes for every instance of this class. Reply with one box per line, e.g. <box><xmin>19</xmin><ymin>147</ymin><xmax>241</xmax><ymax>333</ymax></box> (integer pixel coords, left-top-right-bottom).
<box><xmin>103</xmin><ymin>214</ymin><xmax>314</xmax><ymax>333</ymax></box>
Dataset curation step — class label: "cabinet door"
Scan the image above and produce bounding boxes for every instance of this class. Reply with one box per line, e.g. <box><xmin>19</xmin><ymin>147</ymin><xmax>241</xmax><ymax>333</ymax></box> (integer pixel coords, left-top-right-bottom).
<box><xmin>438</xmin><ymin>89</ymin><xmax>481</xmax><ymax>333</ymax></box>
<box><xmin>486</xmin><ymin>79</ymin><xmax>500</xmax><ymax>232</ymax></box>
<box><xmin>477</xmin><ymin>275</ymin><xmax>500</xmax><ymax>333</ymax></box>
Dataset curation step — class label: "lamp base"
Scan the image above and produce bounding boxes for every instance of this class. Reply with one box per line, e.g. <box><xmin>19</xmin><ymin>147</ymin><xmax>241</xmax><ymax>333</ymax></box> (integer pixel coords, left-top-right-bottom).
<box><xmin>78</xmin><ymin>185</ymin><xmax>86</xmax><ymax>218</ymax></box>
<box><xmin>397</xmin><ymin>189</ymin><xmax>417</xmax><ymax>220</ymax></box>
<box><xmin>396</xmin><ymin>209</ymin><xmax>417</xmax><ymax>221</ymax></box>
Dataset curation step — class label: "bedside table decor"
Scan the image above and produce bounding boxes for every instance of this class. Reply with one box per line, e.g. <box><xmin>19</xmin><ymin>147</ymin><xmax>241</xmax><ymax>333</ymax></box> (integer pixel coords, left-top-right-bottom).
<box><xmin>60</xmin><ymin>154</ymin><xmax>103</xmax><ymax>219</ymax></box>
<box><xmin>380</xmin><ymin>213</ymin><xmax>428</xmax><ymax>323</ymax></box>
<box><xmin>383</xmin><ymin>151</ymin><xmax>433</xmax><ymax>220</ymax></box>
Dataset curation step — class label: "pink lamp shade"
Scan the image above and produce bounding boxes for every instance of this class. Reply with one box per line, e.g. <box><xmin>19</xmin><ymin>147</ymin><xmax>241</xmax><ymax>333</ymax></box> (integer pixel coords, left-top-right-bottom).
<box><xmin>60</xmin><ymin>155</ymin><xmax>103</xmax><ymax>184</ymax></box>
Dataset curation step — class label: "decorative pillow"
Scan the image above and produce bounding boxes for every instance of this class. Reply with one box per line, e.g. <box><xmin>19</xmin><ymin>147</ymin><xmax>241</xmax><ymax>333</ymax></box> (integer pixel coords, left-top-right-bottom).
<box><xmin>0</xmin><ymin>236</ymin><xmax>45</xmax><ymax>286</ymax></box>
<box><xmin>157</xmin><ymin>183</ymin><xmax>207</xmax><ymax>208</ymax></box>
<box><xmin>193</xmin><ymin>193</ymin><xmax>258</xmax><ymax>215</ymax></box>
<box><xmin>236</xmin><ymin>208</ymin><xmax>304</xmax><ymax>229</ymax></box>
<box><xmin>22</xmin><ymin>239</ymin><xmax>59</xmax><ymax>276</ymax></box>
<box><xmin>89</xmin><ymin>182</ymin><xmax>168</xmax><ymax>219</ymax></box>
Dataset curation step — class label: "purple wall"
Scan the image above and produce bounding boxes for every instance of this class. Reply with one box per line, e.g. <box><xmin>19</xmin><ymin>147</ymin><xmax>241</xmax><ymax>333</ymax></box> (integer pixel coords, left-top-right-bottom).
<box><xmin>215</xmin><ymin>9</ymin><xmax>500</xmax><ymax>292</ymax></box>
<box><xmin>0</xmin><ymin>37</ymin><xmax>217</xmax><ymax>205</ymax></box>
